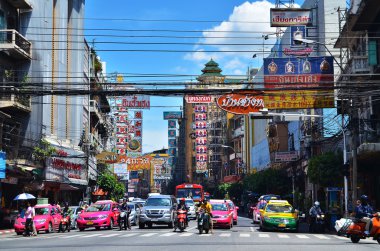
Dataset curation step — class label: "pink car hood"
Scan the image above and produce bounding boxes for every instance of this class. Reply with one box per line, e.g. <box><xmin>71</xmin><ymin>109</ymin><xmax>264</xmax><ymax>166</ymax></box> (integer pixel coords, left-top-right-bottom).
<box><xmin>80</xmin><ymin>211</ymin><xmax>111</xmax><ymax>218</ymax></box>
<box><xmin>212</xmin><ymin>210</ymin><xmax>230</xmax><ymax>217</ymax></box>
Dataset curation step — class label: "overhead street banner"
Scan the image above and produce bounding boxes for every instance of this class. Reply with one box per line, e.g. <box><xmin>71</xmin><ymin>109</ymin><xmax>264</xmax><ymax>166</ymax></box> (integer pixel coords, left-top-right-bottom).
<box><xmin>185</xmin><ymin>95</ymin><xmax>213</xmax><ymax>103</ymax></box>
<box><xmin>163</xmin><ymin>111</ymin><xmax>182</xmax><ymax>120</ymax></box>
<box><xmin>275</xmin><ymin>151</ymin><xmax>299</xmax><ymax>162</ymax></box>
<box><xmin>270</xmin><ymin>8</ymin><xmax>312</xmax><ymax>27</ymax></box>
<box><xmin>115</xmin><ymin>95</ymin><xmax>150</xmax><ymax>109</ymax></box>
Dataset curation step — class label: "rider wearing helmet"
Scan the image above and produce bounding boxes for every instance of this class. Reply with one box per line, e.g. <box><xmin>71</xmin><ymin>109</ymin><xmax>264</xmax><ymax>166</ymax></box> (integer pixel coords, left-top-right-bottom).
<box><xmin>199</xmin><ymin>199</ymin><xmax>212</xmax><ymax>216</ymax></box>
<box><xmin>177</xmin><ymin>198</ymin><xmax>189</xmax><ymax>225</ymax></box>
<box><xmin>118</xmin><ymin>198</ymin><xmax>130</xmax><ymax>230</ymax></box>
<box><xmin>355</xmin><ymin>195</ymin><xmax>374</xmax><ymax>235</ymax></box>
<box><xmin>309</xmin><ymin>201</ymin><xmax>323</xmax><ymax>233</ymax></box>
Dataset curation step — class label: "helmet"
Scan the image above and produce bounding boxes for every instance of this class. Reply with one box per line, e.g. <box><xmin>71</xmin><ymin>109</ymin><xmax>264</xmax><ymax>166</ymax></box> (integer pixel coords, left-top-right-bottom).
<box><xmin>360</xmin><ymin>195</ymin><xmax>368</xmax><ymax>203</ymax></box>
<box><xmin>314</xmin><ymin>201</ymin><xmax>320</xmax><ymax>206</ymax></box>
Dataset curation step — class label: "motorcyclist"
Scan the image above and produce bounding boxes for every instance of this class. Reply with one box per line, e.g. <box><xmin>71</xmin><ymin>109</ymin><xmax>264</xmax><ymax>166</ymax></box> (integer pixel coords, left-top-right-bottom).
<box><xmin>355</xmin><ymin>195</ymin><xmax>374</xmax><ymax>236</ymax></box>
<box><xmin>309</xmin><ymin>201</ymin><xmax>323</xmax><ymax>233</ymax></box>
<box><xmin>177</xmin><ymin>198</ymin><xmax>189</xmax><ymax>226</ymax></box>
<box><xmin>118</xmin><ymin>198</ymin><xmax>130</xmax><ymax>230</ymax></box>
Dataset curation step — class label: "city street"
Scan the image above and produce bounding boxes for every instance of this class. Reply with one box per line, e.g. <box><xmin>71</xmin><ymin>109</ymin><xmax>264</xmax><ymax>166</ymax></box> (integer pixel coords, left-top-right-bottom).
<box><xmin>0</xmin><ymin>216</ymin><xmax>378</xmax><ymax>251</ymax></box>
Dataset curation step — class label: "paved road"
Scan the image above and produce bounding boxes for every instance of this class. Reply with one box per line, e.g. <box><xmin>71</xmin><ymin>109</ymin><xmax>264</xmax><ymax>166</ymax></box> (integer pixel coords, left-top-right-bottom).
<box><xmin>0</xmin><ymin>216</ymin><xmax>378</xmax><ymax>251</ymax></box>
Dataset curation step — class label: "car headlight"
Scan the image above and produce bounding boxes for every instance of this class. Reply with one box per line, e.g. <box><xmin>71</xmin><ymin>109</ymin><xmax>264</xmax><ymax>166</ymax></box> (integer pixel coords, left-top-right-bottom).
<box><xmin>99</xmin><ymin>215</ymin><xmax>108</xmax><ymax>219</ymax></box>
<box><xmin>222</xmin><ymin>215</ymin><xmax>229</xmax><ymax>218</ymax></box>
<box><xmin>163</xmin><ymin>210</ymin><xmax>171</xmax><ymax>214</ymax></box>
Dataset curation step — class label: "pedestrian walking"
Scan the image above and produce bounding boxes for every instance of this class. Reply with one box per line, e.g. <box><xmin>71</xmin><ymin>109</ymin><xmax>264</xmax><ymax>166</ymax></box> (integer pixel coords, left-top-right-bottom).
<box><xmin>24</xmin><ymin>202</ymin><xmax>34</xmax><ymax>237</ymax></box>
<box><xmin>31</xmin><ymin>202</ymin><xmax>37</xmax><ymax>236</ymax></box>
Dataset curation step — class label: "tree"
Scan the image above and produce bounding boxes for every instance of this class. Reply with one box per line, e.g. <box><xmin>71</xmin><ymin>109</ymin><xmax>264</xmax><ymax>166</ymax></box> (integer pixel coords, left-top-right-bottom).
<box><xmin>243</xmin><ymin>168</ymin><xmax>292</xmax><ymax>195</ymax></box>
<box><xmin>308</xmin><ymin>152</ymin><xmax>343</xmax><ymax>187</ymax></box>
<box><xmin>32</xmin><ymin>139</ymin><xmax>56</xmax><ymax>163</ymax></box>
<box><xmin>97</xmin><ymin>172</ymin><xmax>125</xmax><ymax>201</ymax></box>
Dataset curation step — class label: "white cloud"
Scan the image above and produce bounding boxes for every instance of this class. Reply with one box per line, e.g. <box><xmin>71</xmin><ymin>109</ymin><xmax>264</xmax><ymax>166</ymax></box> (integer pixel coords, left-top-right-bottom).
<box><xmin>224</xmin><ymin>58</ymin><xmax>245</xmax><ymax>70</ymax></box>
<box><xmin>185</xmin><ymin>0</ymin><xmax>277</xmax><ymax>64</ymax></box>
<box><xmin>233</xmin><ymin>69</ymin><xmax>244</xmax><ymax>75</ymax></box>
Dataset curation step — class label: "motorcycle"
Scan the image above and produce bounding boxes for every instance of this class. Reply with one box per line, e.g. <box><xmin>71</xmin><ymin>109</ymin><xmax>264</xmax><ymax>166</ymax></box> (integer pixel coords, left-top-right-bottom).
<box><xmin>341</xmin><ymin>213</ymin><xmax>380</xmax><ymax>244</ymax></box>
<box><xmin>174</xmin><ymin>209</ymin><xmax>187</xmax><ymax>232</ymax></box>
<box><xmin>118</xmin><ymin>210</ymin><xmax>130</xmax><ymax>231</ymax></box>
<box><xmin>314</xmin><ymin>214</ymin><xmax>325</xmax><ymax>233</ymax></box>
<box><xmin>58</xmin><ymin>213</ymin><xmax>71</xmax><ymax>233</ymax></box>
<box><xmin>197</xmin><ymin>209</ymin><xmax>210</xmax><ymax>235</ymax></box>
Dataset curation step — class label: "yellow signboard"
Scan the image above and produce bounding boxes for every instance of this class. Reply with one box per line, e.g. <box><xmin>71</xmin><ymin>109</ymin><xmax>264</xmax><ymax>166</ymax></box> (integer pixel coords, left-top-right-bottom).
<box><xmin>264</xmin><ymin>90</ymin><xmax>334</xmax><ymax>109</ymax></box>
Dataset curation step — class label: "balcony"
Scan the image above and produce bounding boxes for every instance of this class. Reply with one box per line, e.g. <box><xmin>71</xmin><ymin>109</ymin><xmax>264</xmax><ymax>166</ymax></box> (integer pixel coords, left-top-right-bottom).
<box><xmin>89</xmin><ymin>100</ymin><xmax>104</xmax><ymax>124</ymax></box>
<box><xmin>351</xmin><ymin>55</ymin><xmax>370</xmax><ymax>74</ymax></box>
<box><xmin>6</xmin><ymin>0</ymin><xmax>33</xmax><ymax>9</ymax></box>
<box><xmin>0</xmin><ymin>86</ymin><xmax>31</xmax><ymax>113</ymax></box>
<box><xmin>0</xmin><ymin>30</ymin><xmax>32</xmax><ymax>60</ymax></box>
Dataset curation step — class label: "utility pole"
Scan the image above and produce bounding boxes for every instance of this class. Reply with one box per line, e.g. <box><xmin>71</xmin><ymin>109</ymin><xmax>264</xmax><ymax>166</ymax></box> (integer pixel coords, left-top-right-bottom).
<box><xmin>351</xmin><ymin>109</ymin><xmax>358</xmax><ymax>209</ymax></box>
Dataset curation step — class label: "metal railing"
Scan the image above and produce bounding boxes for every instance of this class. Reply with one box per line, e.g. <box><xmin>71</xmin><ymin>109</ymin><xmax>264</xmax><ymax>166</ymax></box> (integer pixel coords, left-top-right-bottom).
<box><xmin>0</xmin><ymin>29</ymin><xmax>32</xmax><ymax>58</ymax></box>
<box><xmin>0</xmin><ymin>86</ymin><xmax>30</xmax><ymax>108</ymax></box>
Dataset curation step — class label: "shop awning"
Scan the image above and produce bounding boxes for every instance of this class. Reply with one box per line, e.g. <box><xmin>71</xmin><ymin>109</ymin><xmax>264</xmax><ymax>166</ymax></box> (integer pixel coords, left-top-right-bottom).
<box><xmin>92</xmin><ymin>188</ymin><xmax>107</xmax><ymax>196</ymax></box>
<box><xmin>60</xmin><ymin>183</ymin><xmax>80</xmax><ymax>191</ymax></box>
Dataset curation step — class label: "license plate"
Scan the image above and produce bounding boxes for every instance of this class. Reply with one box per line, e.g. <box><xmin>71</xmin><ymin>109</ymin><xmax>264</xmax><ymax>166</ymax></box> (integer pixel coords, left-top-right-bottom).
<box><xmin>86</xmin><ymin>221</ymin><xmax>93</xmax><ymax>225</ymax></box>
<box><xmin>151</xmin><ymin>218</ymin><xmax>158</xmax><ymax>222</ymax></box>
<box><xmin>278</xmin><ymin>223</ymin><xmax>286</xmax><ymax>227</ymax></box>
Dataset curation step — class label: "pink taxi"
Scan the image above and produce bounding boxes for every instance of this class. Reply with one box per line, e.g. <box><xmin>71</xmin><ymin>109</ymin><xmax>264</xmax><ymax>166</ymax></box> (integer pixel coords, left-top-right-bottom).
<box><xmin>210</xmin><ymin>199</ymin><xmax>233</xmax><ymax>229</ymax></box>
<box><xmin>77</xmin><ymin>200</ymin><xmax>120</xmax><ymax>231</ymax></box>
<box><xmin>14</xmin><ymin>204</ymin><xmax>62</xmax><ymax>235</ymax></box>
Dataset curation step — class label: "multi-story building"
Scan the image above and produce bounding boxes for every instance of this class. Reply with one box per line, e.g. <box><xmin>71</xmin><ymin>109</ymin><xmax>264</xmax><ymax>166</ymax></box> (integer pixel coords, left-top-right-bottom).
<box><xmin>334</xmin><ymin>0</ymin><xmax>380</xmax><ymax>209</ymax></box>
<box><xmin>183</xmin><ymin>59</ymin><xmax>247</xmax><ymax>188</ymax></box>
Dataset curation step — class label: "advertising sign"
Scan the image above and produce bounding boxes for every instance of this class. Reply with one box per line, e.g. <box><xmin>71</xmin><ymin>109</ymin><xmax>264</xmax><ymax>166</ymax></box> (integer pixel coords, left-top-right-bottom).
<box><xmin>127</xmin><ymin>139</ymin><xmax>142</xmax><ymax>152</ymax></box>
<box><xmin>168</xmin><ymin>130</ymin><xmax>176</xmax><ymax>138</ymax></box>
<box><xmin>168</xmin><ymin>148</ymin><xmax>176</xmax><ymax>156</ymax></box>
<box><xmin>274</xmin><ymin>151</ymin><xmax>299</xmax><ymax>162</ymax></box>
<box><xmin>45</xmin><ymin>146</ymin><xmax>87</xmax><ymax>185</ymax></box>
<box><xmin>113</xmin><ymin>163</ymin><xmax>128</xmax><ymax>175</ymax></box>
<box><xmin>270</xmin><ymin>8</ymin><xmax>312</xmax><ymax>27</ymax></box>
<box><xmin>118</xmin><ymin>155</ymin><xmax>152</xmax><ymax>170</ymax></box>
<box><xmin>185</xmin><ymin>95</ymin><xmax>213</xmax><ymax>103</ymax></box>
<box><xmin>196</xmin><ymin>162</ymin><xmax>207</xmax><ymax>173</ymax></box>
<box><xmin>96</xmin><ymin>151</ymin><xmax>118</xmax><ymax>164</ymax></box>
<box><xmin>0</xmin><ymin>151</ymin><xmax>5</xmax><ymax>179</ymax></box>
<box><xmin>168</xmin><ymin>120</ymin><xmax>176</xmax><ymax>129</ymax></box>
<box><xmin>115</xmin><ymin>96</ymin><xmax>150</xmax><ymax>109</ymax></box>
<box><xmin>163</xmin><ymin>111</ymin><xmax>182</xmax><ymax>120</ymax></box>
<box><xmin>168</xmin><ymin>138</ymin><xmax>176</xmax><ymax>147</ymax></box>
<box><xmin>217</xmin><ymin>93</ymin><xmax>265</xmax><ymax>115</ymax></box>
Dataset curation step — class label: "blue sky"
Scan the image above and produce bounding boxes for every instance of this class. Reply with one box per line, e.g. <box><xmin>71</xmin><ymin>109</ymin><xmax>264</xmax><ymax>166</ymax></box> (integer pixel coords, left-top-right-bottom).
<box><xmin>85</xmin><ymin>0</ymin><xmax>304</xmax><ymax>153</ymax></box>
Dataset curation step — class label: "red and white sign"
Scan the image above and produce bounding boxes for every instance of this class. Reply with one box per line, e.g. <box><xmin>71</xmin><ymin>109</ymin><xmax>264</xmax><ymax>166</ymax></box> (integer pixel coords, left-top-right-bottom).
<box><xmin>217</xmin><ymin>93</ymin><xmax>265</xmax><ymax>114</ymax></box>
<box><xmin>116</xmin><ymin>96</ymin><xmax>150</xmax><ymax>109</ymax></box>
<box><xmin>270</xmin><ymin>8</ymin><xmax>312</xmax><ymax>27</ymax></box>
<box><xmin>283</xmin><ymin>47</ymin><xmax>313</xmax><ymax>56</ymax></box>
<box><xmin>185</xmin><ymin>95</ymin><xmax>213</xmax><ymax>103</ymax></box>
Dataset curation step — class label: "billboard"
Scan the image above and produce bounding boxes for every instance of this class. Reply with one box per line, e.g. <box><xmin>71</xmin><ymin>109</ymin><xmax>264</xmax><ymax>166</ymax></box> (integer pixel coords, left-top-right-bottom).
<box><xmin>185</xmin><ymin>95</ymin><xmax>213</xmax><ymax>103</ymax></box>
<box><xmin>0</xmin><ymin>151</ymin><xmax>5</xmax><ymax>179</ymax></box>
<box><xmin>168</xmin><ymin>120</ymin><xmax>176</xmax><ymax>129</ymax></box>
<box><xmin>115</xmin><ymin>95</ymin><xmax>150</xmax><ymax>109</ymax></box>
<box><xmin>113</xmin><ymin>163</ymin><xmax>128</xmax><ymax>175</ymax></box>
<box><xmin>270</xmin><ymin>8</ymin><xmax>312</xmax><ymax>27</ymax></box>
<box><xmin>274</xmin><ymin>151</ymin><xmax>299</xmax><ymax>162</ymax></box>
<box><xmin>118</xmin><ymin>155</ymin><xmax>152</xmax><ymax>170</ymax></box>
<box><xmin>163</xmin><ymin>111</ymin><xmax>182</xmax><ymax>120</ymax></box>
<box><xmin>217</xmin><ymin>93</ymin><xmax>265</xmax><ymax>115</ymax></box>
<box><xmin>168</xmin><ymin>129</ymin><xmax>176</xmax><ymax>138</ymax></box>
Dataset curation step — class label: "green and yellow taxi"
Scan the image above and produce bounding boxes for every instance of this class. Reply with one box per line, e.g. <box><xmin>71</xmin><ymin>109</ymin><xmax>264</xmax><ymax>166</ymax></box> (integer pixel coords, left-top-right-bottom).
<box><xmin>259</xmin><ymin>200</ymin><xmax>299</xmax><ymax>232</ymax></box>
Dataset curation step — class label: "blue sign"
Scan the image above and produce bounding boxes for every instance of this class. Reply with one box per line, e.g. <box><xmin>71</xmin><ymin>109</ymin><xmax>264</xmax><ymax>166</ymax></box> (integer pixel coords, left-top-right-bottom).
<box><xmin>168</xmin><ymin>120</ymin><xmax>176</xmax><ymax>129</ymax></box>
<box><xmin>264</xmin><ymin>56</ymin><xmax>334</xmax><ymax>75</ymax></box>
<box><xmin>168</xmin><ymin>157</ymin><xmax>176</xmax><ymax>166</ymax></box>
<box><xmin>0</xmin><ymin>151</ymin><xmax>6</xmax><ymax>179</ymax></box>
<box><xmin>168</xmin><ymin>130</ymin><xmax>176</xmax><ymax>138</ymax></box>
<box><xmin>168</xmin><ymin>138</ymin><xmax>177</xmax><ymax>147</ymax></box>
<box><xmin>168</xmin><ymin>148</ymin><xmax>176</xmax><ymax>156</ymax></box>
<box><xmin>163</xmin><ymin>111</ymin><xmax>182</xmax><ymax>120</ymax></box>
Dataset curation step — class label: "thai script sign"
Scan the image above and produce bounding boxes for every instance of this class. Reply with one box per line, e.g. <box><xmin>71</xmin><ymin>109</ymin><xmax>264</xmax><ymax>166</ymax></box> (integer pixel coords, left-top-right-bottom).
<box><xmin>274</xmin><ymin>151</ymin><xmax>299</xmax><ymax>162</ymax></box>
<box><xmin>185</xmin><ymin>95</ymin><xmax>213</xmax><ymax>103</ymax></box>
<box><xmin>270</xmin><ymin>8</ymin><xmax>312</xmax><ymax>27</ymax></box>
<box><xmin>217</xmin><ymin>94</ymin><xmax>265</xmax><ymax>114</ymax></box>
<box><xmin>163</xmin><ymin>111</ymin><xmax>182</xmax><ymax>120</ymax></box>
<box><xmin>118</xmin><ymin>155</ymin><xmax>152</xmax><ymax>170</ymax></box>
<box><xmin>116</xmin><ymin>95</ymin><xmax>150</xmax><ymax>109</ymax></box>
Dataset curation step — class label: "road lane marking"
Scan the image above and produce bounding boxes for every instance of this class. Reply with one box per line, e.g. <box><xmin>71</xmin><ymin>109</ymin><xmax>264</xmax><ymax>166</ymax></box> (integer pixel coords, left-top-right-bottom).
<box><xmin>250</xmin><ymin>227</ymin><xmax>255</xmax><ymax>232</ymax></box>
<box><xmin>140</xmin><ymin>233</ymin><xmax>157</xmax><ymax>237</ymax></box>
<box><xmin>180</xmin><ymin>233</ymin><xmax>193</xmax><ymax>237</ymax></box>
<box><xmin>187</xmin><ymin>226</ymin><xmax>197</xmax><ymax>231</ymax></box>
<box><xmin>240</xmin><ymin>233</ymin><xmax>250</xmax><ymax>238</ymax></box>
<box><xmin>100</xmin><ymin>233</ymin><xmax>120</xmax><ymax>238</ymax></box>
<box><xmin>219</xmin><ymin>233</ymin><xmax>231</xmax><ymax>237</ymax></box>
<box><xmin>120</xmin><ymin>233</ymin><xmax>139</xmax><ymax>237</ymax></box>
<box><xmin>296</xmin><ymin>235</ymin><xmax>309</xmax><ymax>239</ymax></box>
<box><xmin>333</xmin><ymin>235</ymin><xmax>348</xmax><ymax>240</ymax></box>
<box><xmin>59</xmin><ymin>234</ymin><xmax>82</xmax><ymax>239</ymax></box>
<box><xmin>278</xmin><ymin>234</ymin><xmax>290</xmax><ymax>238</ymax></box>
<box><xmin>161</xmin><ymin>233</ymin><xmax>177</xmax><ymax>237</ymax></box>
<box><xmin>258</xmin><ymin>234</ymin><xmax>269</xmax><ymax>238</ymax></box>
<box><xmin>312</xmin><ymin>234</ymin><xmax>330</xmax><ymax>239</ymax></box>
<box><xmin>79</xmin><ymin>233</ymin><xmax>103</xmax><ymax>238</ymax></box>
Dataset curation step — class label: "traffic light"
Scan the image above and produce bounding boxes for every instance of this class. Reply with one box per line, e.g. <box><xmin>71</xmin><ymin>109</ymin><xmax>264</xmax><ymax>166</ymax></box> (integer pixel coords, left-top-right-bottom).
<box><xmin>343</xmin><ymin>163</ymin><xmax>350</xmax><ymax>177</ymax></box>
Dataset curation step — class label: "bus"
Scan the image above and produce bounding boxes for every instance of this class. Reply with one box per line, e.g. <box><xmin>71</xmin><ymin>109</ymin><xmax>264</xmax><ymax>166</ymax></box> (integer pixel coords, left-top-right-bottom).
<box><xmin>175</xmin><ymin>184</ymin><xmax>204</xmax><ymax>202</ymax></box>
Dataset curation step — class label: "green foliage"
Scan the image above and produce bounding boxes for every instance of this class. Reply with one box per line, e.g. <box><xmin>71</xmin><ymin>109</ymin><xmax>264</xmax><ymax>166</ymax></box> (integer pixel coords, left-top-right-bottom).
<box><xmin>214</xmin><ymin>183</ymin><xmax>231</xmax><ymax>199</ymax></box>
<box><xmin>243</xmin><ymin>168</ymin><xmax>291</xmax><ymax>195</ymax></box>
<box><xmin>308</xmin><ymin>152</ymin><xmax>343</xmax><ymax>187</ymax></box>
<box><xmin>32</xmin><ymin>139</ymin><xmax>56</xmax><ymax>161</ymax></box>
<box><xmin>97</xmin><ymin>172</ymin><xmax>125</xmax><ymax>201</ymax></box>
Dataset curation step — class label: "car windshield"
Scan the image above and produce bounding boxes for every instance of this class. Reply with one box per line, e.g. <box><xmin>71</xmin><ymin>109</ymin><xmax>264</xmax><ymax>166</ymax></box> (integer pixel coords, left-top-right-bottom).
<box><xmin>86</xmin><ymin>203</ymin><xmax>111</xmax><ymax>212</ymax></box>
<box><xmin>128</xmin><ymin>204</ymin><xmax>135</xmax><ymax>211</ymax></box>
<box><xmin>35</xmin><ymin>208</ymin><xmax>49</xmax><ymax>215</ymax></box>
<box><xmin>265</xmin><ymin>204</ymin><xmax>293</xmax><ymax>213</ymax></box>
<box><xmin>211</xmin><ymin>203</ymin><xmax>228</xmax><ymax>211</ymax></box>
<box><xmin>145</xmin><ymin>198</ymin><xmax>171</xmax><ymax>207</ymax></box>
<box><xmin>228</xmin><ymin>202</ymin><xmax>234</xmax><ymax>208</ymax></box>
<box><xmin>185</xmin><ymin>201</ymin><xmax>194</xmax><ymax>206</ymax></box>
<box><xmin>177</xmin><ymin>188</ymin><xmax>202</xmax><ymax>200</ymax></box>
